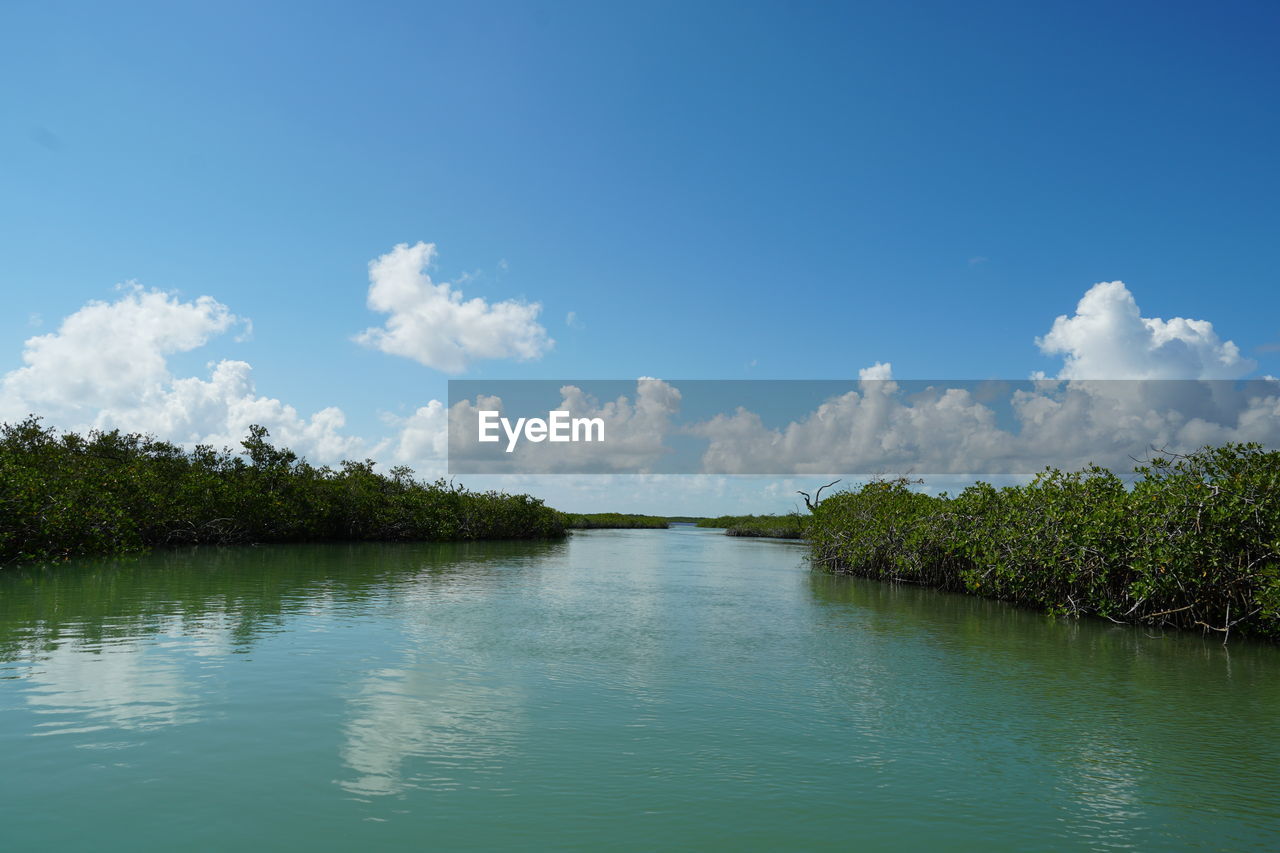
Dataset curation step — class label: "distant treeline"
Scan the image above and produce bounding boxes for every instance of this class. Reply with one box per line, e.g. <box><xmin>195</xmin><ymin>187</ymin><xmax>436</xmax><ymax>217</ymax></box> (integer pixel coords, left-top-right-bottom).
<box><xmin>696</xmin><ymin>514</ymin><xmax>807</xmax><ymax>539</ymax></box>
<box><xmin>0</xmin><ymin>418</ymin><xmax>564</xmax><ymax>566</ymax></box>
<box><xmin>562</xmin><ymin>513</ymin><xmax>670</xmax><ymax>529</ymax></box>
<box><xmin>806</xmin><ymin>443</ymin><xmax>1280</xmax><ymax>640</ymax></box>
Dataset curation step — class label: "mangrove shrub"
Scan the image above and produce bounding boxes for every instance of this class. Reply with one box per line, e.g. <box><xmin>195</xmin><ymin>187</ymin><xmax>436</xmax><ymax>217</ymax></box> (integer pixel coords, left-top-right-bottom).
<box><xmin>807</xmin><ymin>445</ymin><xmax>1280</xmax><ymax>640</ymax></box>
<box><xmin>0</xmin><ymin>418</ymin><xmax>564</xmax><ymax>566</ymax></box>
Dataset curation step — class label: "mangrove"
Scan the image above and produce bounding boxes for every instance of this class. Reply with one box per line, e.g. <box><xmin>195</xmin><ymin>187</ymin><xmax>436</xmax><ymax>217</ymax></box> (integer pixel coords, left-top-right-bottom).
<box><xmin>0</xmin><ymin>417</ymin><xmax>563</xmax><ymax>566</ymax></box>
<box><xmin>805</xmin><ymin>443</ymin><xmax>1280</xmax><ymax>641</ymax></box>
<box><xmin>696</xmin><ymin>514</ymin><xmax>807</xmax><ymax>539</ymax></box>
<box><xmin>561</xmin><ymin>513</ymin><xmax>670</xmax><ymax>529</ymax></box>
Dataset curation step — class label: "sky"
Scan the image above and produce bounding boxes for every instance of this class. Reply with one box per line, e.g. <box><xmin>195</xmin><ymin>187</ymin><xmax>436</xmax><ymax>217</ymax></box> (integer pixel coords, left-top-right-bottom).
<box><xmin>1</xmin><ymin>0</ymin><xmax>1278</xmax><ymax>513</ymax></box>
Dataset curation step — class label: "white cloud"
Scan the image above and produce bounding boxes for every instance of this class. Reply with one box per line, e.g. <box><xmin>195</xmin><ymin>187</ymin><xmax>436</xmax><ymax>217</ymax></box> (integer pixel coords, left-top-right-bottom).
<box><xmin>0</xmin><ymin>285</ymin><xmax>363</xmax><ymax>464</ymax></box>
<box><xmin>437</xmin><ymin>276</ymin><xmax>1279</xmax><ymax>479</ymax></box>
<box><xmin>685</xmin><ymin>284</ymin><xmax>1275</xmax><ymax>475</ymax></box>
<box><xmin>1</xmin><ymin>284</ymin><xmax>238</xmax><ymax>421</ymax></box>
<box><xmin>690</xmin><ymin>382</ymin><xmax>1012</xmax><ymax>475</ymax></box>
<box><xmin>4</xmin><ymin>274</ymin><xmax>1274</xmax><ymax>513</ymax></box>
<box><xmin>354</xmin><ymin>242</ymin><xmax>553</xmax><ymax>373</ymax></box>
<box><xmin>858</xmin><ymin>361</ymin><xmax>893</xmax><ymax>381</ymax></box>
<box><xmin>125</xmin><ymin>359</ymin><xmax>362</xmax><ymax>462</ymax></box>
<box><xmin>381</xmin><ymin>400</ymin><xmax>449</xmax><ymax>476</ymax></box>
<box><xmin>688</xmin><ymin>378</ymin><xmax>1280</xmax><ymax>476</ymax></box>
<box><xmin>1036</xmin><ymin>280</ymin><xmax>1254</xmax><ymax>379</ymax></box>
<box><xmin>565</xmin><ymin>310</ymin><xmax>584</xmax><ymax>330</ymax></box>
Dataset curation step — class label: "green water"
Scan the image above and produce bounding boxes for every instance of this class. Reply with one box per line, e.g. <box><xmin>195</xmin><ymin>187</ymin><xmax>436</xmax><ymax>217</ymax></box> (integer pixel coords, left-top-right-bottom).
<box><xmin>1</xmin><ymin>527</ymin><xmax>1276</xmax><ymax>850</ymax></box>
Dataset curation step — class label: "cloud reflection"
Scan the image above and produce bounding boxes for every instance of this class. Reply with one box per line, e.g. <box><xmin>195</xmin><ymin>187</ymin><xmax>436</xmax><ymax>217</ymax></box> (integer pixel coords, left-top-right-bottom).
<box><xmin>23</xmin><ymin>634</ymin><xmax>201</xmax><ymax>735</ymax></box>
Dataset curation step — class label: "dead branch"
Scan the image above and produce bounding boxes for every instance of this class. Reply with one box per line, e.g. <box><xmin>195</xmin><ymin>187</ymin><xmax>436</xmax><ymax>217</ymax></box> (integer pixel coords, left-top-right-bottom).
<box><xmin>798</xmin><ymin>479</ymin><xmax>842</xmax><ymax>512</ymax></box>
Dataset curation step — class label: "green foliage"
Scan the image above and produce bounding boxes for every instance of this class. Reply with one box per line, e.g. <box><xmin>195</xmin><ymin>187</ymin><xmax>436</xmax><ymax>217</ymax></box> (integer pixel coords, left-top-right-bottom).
<box><xmin>0</xmin><ymin>417</ymin><xmax>564</xmax><ymax>566</ymax></box>
<box><xmin>696</xmin><ymin>513</ymin><xmax>808</xmax><ymax>539</ymax></box>
<box><xmin>806</xmin><ymin>446</ymin><xmax>1280</xmax><ymax>640</ymax></box>
<box><xmin>561</xmin><ymin>513</ymin><xmax>670</xmax><ymax>529</ymax></box>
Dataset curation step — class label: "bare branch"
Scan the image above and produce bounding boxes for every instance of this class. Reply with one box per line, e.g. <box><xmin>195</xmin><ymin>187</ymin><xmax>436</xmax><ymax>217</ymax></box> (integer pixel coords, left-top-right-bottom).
<box><xmin>798</xmin><ymin>479</ymin><xmax>842</xmax><ymax>512</ymax></box>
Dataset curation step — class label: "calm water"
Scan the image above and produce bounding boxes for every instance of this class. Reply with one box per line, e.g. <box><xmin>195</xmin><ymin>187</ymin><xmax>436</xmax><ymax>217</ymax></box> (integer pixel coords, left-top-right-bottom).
<box><xmin>1</xmin><ymin>527</ymin><xmax>1277</xmax><ymax>850</ymax></box>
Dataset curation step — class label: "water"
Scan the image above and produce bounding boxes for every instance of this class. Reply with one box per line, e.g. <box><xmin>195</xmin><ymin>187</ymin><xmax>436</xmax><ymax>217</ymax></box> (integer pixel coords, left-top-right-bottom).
<box><xmin>1</xmin><ymin>527</ymin><xmax>1276</xmax><ymax>850</ymax></box>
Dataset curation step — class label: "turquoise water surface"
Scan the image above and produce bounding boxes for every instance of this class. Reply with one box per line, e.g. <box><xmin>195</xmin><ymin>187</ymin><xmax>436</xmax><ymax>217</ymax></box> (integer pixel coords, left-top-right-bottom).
<box><xmin>2</xmin><ymin>527</ymin><xmax>1277</xmax><ymax>850</ymax></box>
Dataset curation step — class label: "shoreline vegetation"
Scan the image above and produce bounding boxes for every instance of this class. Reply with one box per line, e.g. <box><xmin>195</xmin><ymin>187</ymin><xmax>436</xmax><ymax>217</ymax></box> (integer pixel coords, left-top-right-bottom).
<box><xmin>5</xmin><ymin>417</ymin><xmax>1277</xmax><ymax>640</ymax></box>
<box><xmin>695</xmin><ymin>515</ymin><xmax>807</xmax><ymax>539</ymax></box>
<box><xmin>0</xmin><ymin>418</ymin><xmax>563</xmax><ymax>566</ymax></box>
<box><xmin>806</xmin><ymin>444</ymin><xmax>1280</xmax><ymax>641</ymax></box>
<box><xmin>562</xmin><ymin>513</ymin><xmax>670</xmax><ymax>529</ymax></box>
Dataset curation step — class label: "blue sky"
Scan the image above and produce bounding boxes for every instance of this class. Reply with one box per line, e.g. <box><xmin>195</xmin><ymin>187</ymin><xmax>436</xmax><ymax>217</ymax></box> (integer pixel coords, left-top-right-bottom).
<box><xmin>2</xmin><ymin>1</ymin><xmax>1278</xmax><ymax>512</ymax></box>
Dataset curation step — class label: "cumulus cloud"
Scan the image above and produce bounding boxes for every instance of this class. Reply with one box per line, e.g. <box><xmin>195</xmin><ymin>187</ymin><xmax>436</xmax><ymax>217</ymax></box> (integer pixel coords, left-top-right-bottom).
<box><xmin>381</xmin><ymin>401</ymin><xmax>450</xmax><ymax>476</ymax></box>
<box><xmin>690</xmin><ymin>381</ymin><xmax>1014</xmax><ymax>475</ymax></box>
<box><xmin>4</xmin><ymin>273</ymin><xmax>1274</xmax><ymax>500</ymax></box>
<box><xmin>681</xmin><ymin>285</ymin><xmax>1277</xmax><ymax>475</ymax></box>
<box><xmin>1</xmin><ymin>284</ymin><xmax>238</xmax><ymax>421</ymax></box>
<box><xmin>858</xmin><ymin>361</ymin><xmax>893</xmax><ymax>381</ymax></box>
<box><xmin>354</xmin><ymin>242</ymin><xmax>553</xmax><ymax>373</ymax></box>
<box><xmin>686</xmin><ymin>377</ymin><xmax>1280</xmax><ymax>476</ymax></box>
<box><xmin>1036</xmin><ymin>280</ymin><xmax>1254</xmax><ymax>379</ymax></box>
<box><xmin>0</xmin><ymin>285</ymin><xmax>364</xmax><ymax>463</ymax></box>
<box><xmin>438</xmin><ymin>274</ymin><xmax>1280</xmax><ymax>476</ymax></box>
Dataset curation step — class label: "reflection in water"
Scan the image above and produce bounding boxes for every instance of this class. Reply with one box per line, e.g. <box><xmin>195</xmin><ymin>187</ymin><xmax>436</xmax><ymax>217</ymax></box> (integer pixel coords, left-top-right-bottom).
<box><xmin>335</xmin><ymin>562</ymin><xmax>539</xmax><ymax>798</ymax></box>
<box><xmin>339</xmin><ymin>660</ymin><xmax>524</xmax><ymax>797</ymax></box>
<box><xmin>807</xmin><ymin>572</ymin><xmax>1280</xmax><ymax>847</ymax></box>
<box><xmin>1057</xmin><ymin>731</ymin><xmax>1147</xmax><ymax>849</ymax></box>
<box><xmin>4</xmin><ymin>609</ymin><xmax>244</xmax><ymax>740</ymax></box>
<box><xmin>0</xmin><ymin>533</ymin><xmax>1276</xmax><ymax>849</ymax></box>
<box><xmin>0</xmin><ymin>541</ymin><xmax>564</xmax><ymax>751</ymax></box>
<box><xmin>23</xmin><ymin>634</ymin><xmax>198</xmax><ymax>736</ymax></box>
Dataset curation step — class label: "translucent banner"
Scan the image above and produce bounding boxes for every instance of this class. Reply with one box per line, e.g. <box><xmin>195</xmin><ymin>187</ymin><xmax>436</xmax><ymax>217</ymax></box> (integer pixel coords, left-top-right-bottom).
<box><xmin>447</xmin><ymin>379</ymin><xmax>1280</xmax><ymax>475</ymax></box>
